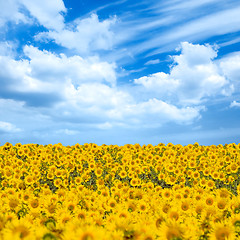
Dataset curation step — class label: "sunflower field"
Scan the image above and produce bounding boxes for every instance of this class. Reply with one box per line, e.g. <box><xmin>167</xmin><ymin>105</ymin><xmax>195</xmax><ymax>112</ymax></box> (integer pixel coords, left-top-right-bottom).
<box><xmin>0</xmin><ymin>142</ymin><xmax>240</xmax><ymax>240</ymax></box>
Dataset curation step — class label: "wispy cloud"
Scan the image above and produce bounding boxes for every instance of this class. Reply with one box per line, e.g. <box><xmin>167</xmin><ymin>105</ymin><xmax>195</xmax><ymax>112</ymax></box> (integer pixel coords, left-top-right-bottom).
<box><xmin>132</xmin><ymin>5</ymin><xmax>240</xmax><ymax>58</ymax></box>
<box><xmin>144</xmin><ymin>59</ymin><xmax>160</xmax><ymax>65</ymax></box>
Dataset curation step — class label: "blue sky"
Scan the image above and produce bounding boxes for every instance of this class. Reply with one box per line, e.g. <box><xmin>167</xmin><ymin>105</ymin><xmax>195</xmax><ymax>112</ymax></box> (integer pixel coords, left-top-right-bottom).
<box><xmin>0</xmin><ymin>0</ymin><xmax>240</xmax><ymax>146</ymax></box>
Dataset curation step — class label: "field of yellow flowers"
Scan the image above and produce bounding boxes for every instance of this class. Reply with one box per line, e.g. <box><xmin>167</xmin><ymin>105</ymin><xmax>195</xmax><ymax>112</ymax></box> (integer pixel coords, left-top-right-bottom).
<box><xmin>0</xmin><ymin>142</ymin><xmax>240</xmax><ymax>240</ymax></box>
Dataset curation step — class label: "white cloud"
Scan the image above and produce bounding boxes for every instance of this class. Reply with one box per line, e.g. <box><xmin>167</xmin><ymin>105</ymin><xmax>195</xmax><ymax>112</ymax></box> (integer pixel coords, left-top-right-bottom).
<box><xmin>0</xmin><ymin>54</ymin><xmax>58</xmax><ymax>99</ymax></box>
<box><xmin>192</xmin><ymin>125</ymin><xmax>202</xmax><ymax>131</ymax></box>
<box><xmin>35</xmin><ymin>14</ymin><xmax>117</xmax><ymax>55</ymax></box>
<box><xmin>102</xmin><ymin>97</ymin><xmax>204</xmax><ymax>128</ymax></box>
<box><xmin>0</xmin><ymin>45</ymin><xmax>204</xmax><ymax>130</ymax></box>
<box><xmin>134</xmin><ymin>72</ymin><xmax>180</xmax><ymax>96</ymax></box>
<box><xmin>55</xmin><ymin>129</ymin><xmax>80</xmax><ymax>136</ymax></box>
<box><xmin>24</xmin><ymin>45</ymin><xmax>117</xmax><ymax>87</ymax></box>
<box><xmin>230</xmin><ymin>100</ymin><xmax>240</xmax><ymax>108</ymax></box>
<box><xmin>134</xmin><ymin>42</ymin><xmax>234</xmax><ymax>105</ymax></box>
<box><xmin>122</xmin><ymin>98</ymin><xmax>204</xmax><ymax>127</ymax></box>
<box><xmin>0</xmin><ymin>41</ymin><xmax>18</xmax><ymax>58</ymax></box>
<box><xmin>144</xmin><ymin>59</ymin><xmax>160</xmax><ymax>65</ymax></box>
<box><xmin>96</xmin><ymin>122</ymin><xmax>113</xmax><ymax>130</ymax></box>
<box><xmin>0</xmin><ymin>0</ymin><xmax>66</xmax><ymax>31</ymax></box>
<box><xmin>174</xmin><ymin>42</ymin><xmax>218</xmax><ymax>66</ymax></box>
<box><xmin>0</xmin><ymin>121</ymin><xmax>22</xmax><ymax>133</ymax></box>
<box><xmin>0</xmin><ymin>45</ymin><xmax>117</xmax><ymax>102</ymax></box>
<box><xmin>216</xmin><ymin>52</ymin><xmax>240</xmax><ymax>96</ymax></box>
<box><xmin>219</xmin><ymin>52</ymin><xmax>240</xmax><ymax>84</ymax></box>
<box><xmin>62</xmin><ymin>82</ymin><xmax>133</xmax><ymax>110</ymax></box>
<box><xmin>21</xmin><ymin>0</ymin><xmax>67</xmax><ymax>31</ymax></box>
<box><xmin>0</xmin><ymin>0</ymin><xmax>30</xmax><ymax>27</ymax></box>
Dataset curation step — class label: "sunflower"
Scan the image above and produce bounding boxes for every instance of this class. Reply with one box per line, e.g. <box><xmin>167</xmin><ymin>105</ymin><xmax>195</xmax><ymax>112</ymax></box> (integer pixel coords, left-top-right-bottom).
<box><xmin>200</xmin><ymin>178</ymin><xmax>207</xmax><ymax>187</ymax></box>
<box><xmin>46</xmin><ymin>202</ymin><xmax>57</xmax><ymax>215</ymax></box>
<box><xmin>192</xmin><ymin>171</ymin><xmax>200</xmax><ymax>179</ymax></box>
<box><xmin>3</xmin><ymin>168</ymin><xmax>12</xmax><ymax>179</ymax></box>
<box><xmin>209</xmin><ymin>221</ymin><xmax>235</xmax><ymax>240</ymax></box>
<box><xmin>97</xmin><ymin>179</ymin><xmax>105</xmax><ymax>188</ymax></box>
<box><xmin>60</xmin><ymin>212</ymin><xmax>72</xmax><ymax>225</ymax></box>
<box><xmin>113</xmin><ymin>191</ymin><xmax>121</xmax><ymax>203</ymax></box>
<box><xmin>168</xmin><ymin>207</ymin><xmax>180</xmax><ymax>222</ymax></box>
<box><xmin>218</xmin><ymin>189</ymin><xmax>230</xmax><ymax>199</ymax></box>
<box><xmin>157</xmin><ymin>219</ymin><xmax>186</xmax><ymax>240</ymax></box>
<box><xmin>5</xmin><ymin>212</ymin><xmax>18</xmax><ymax>223</ymax></box>
<box><xmin>138</xmin><ymin>232</ymin><xmax>156</xmax><ymax>240</ymax></box>
<box><xmin>127</xmin><ymin>201</ymin><xmax>137</xmax><ymax>213</ymax></box>
<box><xmin>113</xmin><ymin>215</ymin><xmax>134</xmax><ymax>233</ymax></box>
<box><xmin>206</xmin><ymin>179</ymin><xmax>215</xmax><ymax>190</ymax></box>
<box><xmin>88</xmin><ymin>161</ymin><xmax>96</xmax><ymax>170</ymax></box>
<box><xmin>174</xmin><ymin>192</ymin><xmax>182</xmax><ymax>201</ymax></box>
<box><xmin>57</xmin><ymin>189</ymin><xmax>66</xmax><ymax>200</ymax></box>
<box><xmin>110</xmin><ymin>229</ymin><xmax>124</xmax><ymax>240</ymax></box>
<box><xmin>158</xmin><ymin>173</ymin><xmax>165</xmax><ymax>181</ymax></box>
<box><xmin>230</xmin><ymin>214</ymin><xmax>240</xmax><ymax>234</ymax></box>
<box><xmin>108</xmin><ymin>198</ymin><xmax>117</xmax><ymax>210</ymax></box>
<box><xmin>8</xmin><ymin>197</ymin><xmax>20</xmax><ymax>210</ymax></box>
<box><xmin>0</xmin><ymin>214</ymin><xmax>6</xmax><ymax>232</ymax></box>
<box><xmin>30</xmin><ymin>198</ymin><xmax>40</xmax><ymax>210</ymax></box>
<box><xmin>202</xmin><ymin>206</ymin><xmax>217</xmax><ymax>219</ymax></box>
<box><xmin>76</xmin><ymin>209</ymin><xmax>88</xmax><ymax>222</ymax></box>
<box><xmin>118</xmin><ymin>209</ymin><xmax>130</xmax><ymax>220</ymax></box>
<box><xmin>216</xmin><ymin>198</ymin><xmax>228</xmax><ymax>211</ymax></box>
<box><xmin>42</xmin><ymin>232</ymin><xmax>58</xmax><ymax>240</ymax></box>
<box><xmin>47</xmin><ymin>172</ymin><xmax>55</xmax><ymax>180</ymax></box>
<box><xmin>75</xmin><ymin>225</ymin><xmax>106</xmax><ymax>240</ymax></box>
<box><xmin>212</xmin><ymin>171</ymin><xmax>220</xmax><ymax>180</ymax></box>
<box><xmin>184</xmin><ymin>217</ymin><xmax>203</xmax><ymax>239</ymax></box>
<box><xmin>54</xmin><ymin>178</ymin><xmax>63</xmax><ymax>188</ymax></box>
<box><xmin>101</xmin><ymin>189</ymin><xmax>110</xmax><ymax>198</ymax></box>
<box><xmin>205</xmin><ymin>196</ymin><xmax>215</xmax><ymax>206</ymax></box>
<box><xmin>155</xmin><ymin>215</ymin><xmax>165</xmax><ymax>229</ymax></box>
<box><xmin>130</xmin><ymin>177</ymin><xmax>139</xmax><ymax>187</ymax></box>
<box><xmin>195</xmin><ymin>194</ymin><xmax>202</xmax><ymax>202</ymax></box>
<box><xmin>195</xmin><ymin>202</ymin><xmax>205</xmax><ymax>216</ymax></box>
<box><xmin>162</xmin><ymin>189</ymin><xmax>172</xmax><ymax>201</ymax></box>
<box><xmin>95</xmin><ymin>168</ymin><xmax>103</xmax><ymax>178</ymax></box>
<box><xmin>189</xmin><ymin>160</ymin><xmax>196</xmax><ymax>169</ymax></box>
<box><xmin>25</xmin><ymin>175</ymin><xmax>34</xmax><ymax>185</ymax></box>
<box><xmin>162</xmin><ymin>203</ymin><xmax>171</xmax><ymax>215</ymax></box>
<box><xmin>138</xmin><ymin>199</ymin><xmax>149</xmax><ymax>214</ymax></box>
<box><xmin>66</xmin><ymin>201</ymin><xmax>77</xmax><ymax>212</ymax></box>
<box><xmin>203</xmin><ymin>169</ymin><xmax>210</xmax><ymax>176</ymax></box>
<box><xmin>230</xmin><ymin>163</ymin><xmax>238</xmax><ymax>174</ymax></box>
<box><xmin>2</xmin><ymin>218</ymin><xmax>33</xmax><ymax>240</ymax></box>
<box><xmin>181</xmin><ymin>201</ymin><xmax>190</xmax><ymax>212</ymax></box>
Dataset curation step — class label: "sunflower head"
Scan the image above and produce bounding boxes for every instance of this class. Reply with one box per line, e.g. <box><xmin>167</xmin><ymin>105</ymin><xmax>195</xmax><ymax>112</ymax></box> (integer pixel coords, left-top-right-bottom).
<box><xmin>209</xmin><ymin>221</ymin><xmax>235</xmax><ymax>240</ymax></box>
<box><xmin>168</xmin><ymin>208</ymin><xmax>180</xmax><ymax>221</ymax></box>
<box><xmin>3</xmin><ymin>218</ymin><xmax>33</xmax><ymax>240</ymax></box>
<box><xmin>157</xmin><ymin>219</ymin><xmax>186</xmax><ymax>240</ymax></box>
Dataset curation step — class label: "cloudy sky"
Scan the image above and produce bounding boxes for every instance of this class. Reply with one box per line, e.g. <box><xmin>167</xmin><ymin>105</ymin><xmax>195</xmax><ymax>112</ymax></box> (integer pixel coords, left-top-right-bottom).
<box><xmin>0</xmin><ymin>0</ymin><xmax>240</xmax><ymax>146</ymax></box>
